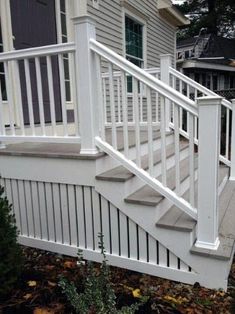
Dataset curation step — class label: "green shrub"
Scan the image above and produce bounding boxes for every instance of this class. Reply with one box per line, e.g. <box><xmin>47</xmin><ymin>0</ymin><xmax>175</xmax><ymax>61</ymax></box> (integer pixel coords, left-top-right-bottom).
<box><xmin>59</xmin><ymin>233</ymin><xmax>146</xmax><ymax>314</ymax></box>
<box><xmin>0</xmin><ymin>185</ymin><xmax>22</xmax><ymax>298</ymax></box>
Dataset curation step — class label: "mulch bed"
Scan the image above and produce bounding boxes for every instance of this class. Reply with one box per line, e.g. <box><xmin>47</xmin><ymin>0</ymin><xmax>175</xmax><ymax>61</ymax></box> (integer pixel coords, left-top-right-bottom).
<box><xmin>0</xmin><ymin>246</ymin><xmax>235</xmax><ymax>314</ymax></box>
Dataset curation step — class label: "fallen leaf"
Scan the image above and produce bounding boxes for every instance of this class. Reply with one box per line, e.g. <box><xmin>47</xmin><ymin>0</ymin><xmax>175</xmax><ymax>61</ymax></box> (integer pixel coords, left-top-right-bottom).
<box><xmin>23</xmin><ymin>293</ymin><xmax>32</xmax><ymax>300</ymax></box>
<box><xmin>63</xmin><ymin>261</ymin><xmax>76</xmax><ymax>268</ymax></box>
<box><xmin>28</xmin><ymin>280</ymin><xmax>37</xmax><ymax>287</ymax></box>
<box><xmin>33</xmin><ymin>307</ymin><xmax>54</xmax><ymax>314</ymax></box>
<box><xmin>48</xmin><ymin>281</ymin><xmax>57</xmax><ymax>287</ymax></box>
<box><xmin>132</xmin><ymin>288</ymin><xmax>142</xmax><ymax>298</ymax></box>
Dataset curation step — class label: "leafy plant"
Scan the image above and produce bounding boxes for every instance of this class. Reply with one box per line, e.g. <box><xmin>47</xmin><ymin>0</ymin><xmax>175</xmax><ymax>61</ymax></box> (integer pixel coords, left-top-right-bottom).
<box><xmin>0</xmin><ymin>185</ymin><xmax>22</xmax><ymax>298</ymax></box>
<box><xmin>59</xmin><ymin>233</ymin><xmax>145</xmax><ymax>313</ymax></box>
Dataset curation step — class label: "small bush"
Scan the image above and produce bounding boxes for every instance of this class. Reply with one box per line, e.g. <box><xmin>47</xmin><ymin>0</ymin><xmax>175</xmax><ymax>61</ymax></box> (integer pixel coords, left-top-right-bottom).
<box><xmin>59</xmin><ymin>233</ymin><xmax>146</xmax><ymax>313</ymax></box>
<box><xmin>0</xmin><ymin>185</ymin><xmax>22</xmax><ymax>298</ymax></box>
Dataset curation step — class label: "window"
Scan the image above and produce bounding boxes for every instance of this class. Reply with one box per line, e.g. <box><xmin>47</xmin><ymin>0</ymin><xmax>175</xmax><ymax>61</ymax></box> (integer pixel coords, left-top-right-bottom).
<box><xmin>59</xmin><ymin>0</ymin><xmax>71</xmax><ymax>102</ymax></box>
<box><xmin>125</xmin><ymin>15</ymin><xmax>144</xmax><ymax>92</ymax></box>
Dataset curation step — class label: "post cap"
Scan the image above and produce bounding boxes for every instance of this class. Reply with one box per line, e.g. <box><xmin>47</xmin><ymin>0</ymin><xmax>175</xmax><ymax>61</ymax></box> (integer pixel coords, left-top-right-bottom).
<box><xmin>72</xmin><ymin>15</ymin><xmax>96</xmax><ymax>26</ymax></box>
<box><xmin>196</xmin><ymin>96</ymin><xmax>223</xmax><ymax>106</ymax></box>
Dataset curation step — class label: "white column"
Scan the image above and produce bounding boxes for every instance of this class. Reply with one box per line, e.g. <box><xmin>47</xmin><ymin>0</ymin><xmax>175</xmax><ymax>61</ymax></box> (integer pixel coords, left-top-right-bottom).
<box><xmin>160</xmin><ymin>54</ymin><xmax>172</xmax><ymax>132</ymax></box>
<box><xmin>73</xmin><ymin>15</ymin><xmax>99</xmax><ymax>154</ymax></box>
<box><xmin>230</xmin><ymin>99</ymin><xmax>235</xmax><ymax>180</ymax></box>
<box><xmin>195</xmin><ymin>96</ymin><xmax>222</xmax><ymax>250</ymax></box>
<box><xmin>73</xmin><ymin>0</ymin><xmax>87</xmax><ymax>16</ymax></box>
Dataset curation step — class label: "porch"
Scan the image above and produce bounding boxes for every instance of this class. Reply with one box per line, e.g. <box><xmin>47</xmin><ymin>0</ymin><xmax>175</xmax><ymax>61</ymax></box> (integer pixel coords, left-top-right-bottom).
<box><xmin>0</xmin><ymin>16</ymin><xmax>235</xmax><ymax>290</ymax></box>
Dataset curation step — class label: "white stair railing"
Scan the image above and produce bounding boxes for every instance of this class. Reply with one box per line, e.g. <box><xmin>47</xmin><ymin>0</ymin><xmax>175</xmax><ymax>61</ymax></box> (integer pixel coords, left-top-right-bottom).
<box><xmin>75</xmin><ymin>16</ymin><xmax>226</xmax><ymax>250</ymax></box>
<box><xmin>88</xmin><ymin>38</ymin><xmax>198</xmax><ymax>220</ymax></box>
<box><xmin>169</xmin><ymin>67</ymin><xmax>232</xmax><ymax>167</ymax></box>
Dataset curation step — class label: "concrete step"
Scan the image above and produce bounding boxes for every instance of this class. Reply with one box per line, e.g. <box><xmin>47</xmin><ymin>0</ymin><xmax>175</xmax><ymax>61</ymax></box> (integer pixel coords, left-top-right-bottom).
<box><xmin>124</xmin><ymin>155</ymin><xmax>198</xmax><ymax>206</ymax></box>
<box><xmin>96</xmin><ymin>141</ymin><xmax>189</xmax><ymax>182</ymax></box>
<box><xmin>156</xmin><ymin>165</ymin><xmax>229</xmax><ymax>233</ymax></box>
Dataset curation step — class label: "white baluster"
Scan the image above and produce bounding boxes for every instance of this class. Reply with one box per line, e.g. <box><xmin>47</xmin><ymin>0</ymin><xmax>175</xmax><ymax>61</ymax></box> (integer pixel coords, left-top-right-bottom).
<box><xmin>160</xmin><ymin>96</ymin><xmax>167</xmax><ymax>186</ymax></box>
<box><xmin>58</xmin><ymin>54</ymin><xmax>68</xmax><ymax>136</ymax></box>
<box><xmin>46</xmin><ymin>56</ymin><xmax>57</xmax><ymax>136</ymax></box>
<box><xmin>174</xmin><ymin>104</ymin><xmax>180</xmax><ymax>194</ymax></box>
<box><xmin>4</xmin><ymin>61</ymin><xmax>15</xmax><ymax>135</ymax></box>
<box><xmin>160</xmin><ymin>54</ymin><xmax>172</xmax><ymax>131</ymax></box>
<box><xmin>133</xmin><ymin>77</ymin><xmax>141</xmax><ymax>167</ymax></box>
<box><xmin>108</xmin><ymin>63</ymin><xmax>117</xmax><ymax>149</ymax></box>
<box><xmin>189</xmin><ymin>114</ymin><xmax>195</xmax><ymax>207</ymax></box>
<box><xmin>147</xmin><ymin>87</ymin><xmax>153</xmax><ymax>176</ymax></box>
<box><xmin>35</xmin><ymin>57</ymin><xmax>46</xmax><ymax>136</ymax></box>
<box><xmin>121</xmin><ymin>71</ymin><xmax>129</xmax><ymax>157</ymax></box>
<box><xmin>24</xmin><ymin>59</ymin><xmax>35</xmax><ymax>136</ymax></box>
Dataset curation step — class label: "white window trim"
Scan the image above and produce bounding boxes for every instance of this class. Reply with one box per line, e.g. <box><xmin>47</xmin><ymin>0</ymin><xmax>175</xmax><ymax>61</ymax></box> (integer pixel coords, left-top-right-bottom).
<box><xmin>122</xmin><ymin>7</ymin><xmax>147</xmax><ymax>69</ymax></box>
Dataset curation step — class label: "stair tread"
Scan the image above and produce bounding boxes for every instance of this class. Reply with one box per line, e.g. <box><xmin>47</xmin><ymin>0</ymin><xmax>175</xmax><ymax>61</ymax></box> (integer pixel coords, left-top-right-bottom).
<box><xmin>105</xmin><ymin>128</ymin><xmax>162</xmax><ymax>151</ymax></box>
<box><xmin>157</xmin><ymin>165</ymin><xmax>229</xmax><ymax>233</ymax></box>
<box><xmin>96</xmin><ymin>140</ymin><xmax>188</xmax><ymax>182</ymax></box>
<box><xmin>125</xmin><ymin>154</ymin><xmax>198</xmax><ymax>206</ymax></box>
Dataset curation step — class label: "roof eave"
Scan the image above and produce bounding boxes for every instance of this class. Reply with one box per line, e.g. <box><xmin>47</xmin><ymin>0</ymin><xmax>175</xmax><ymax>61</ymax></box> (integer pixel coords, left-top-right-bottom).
<box><xmin>158</xmin><ymin>0</ymin><xmax>190</xmax><ymax>27</ymax></box>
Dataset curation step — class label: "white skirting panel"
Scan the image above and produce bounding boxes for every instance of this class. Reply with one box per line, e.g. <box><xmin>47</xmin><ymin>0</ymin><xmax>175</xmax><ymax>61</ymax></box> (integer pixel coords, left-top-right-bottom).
<box><xmin>0</xmin><ymin>177</ymin><xmax>195</xmax><ymax>283</ymax></box>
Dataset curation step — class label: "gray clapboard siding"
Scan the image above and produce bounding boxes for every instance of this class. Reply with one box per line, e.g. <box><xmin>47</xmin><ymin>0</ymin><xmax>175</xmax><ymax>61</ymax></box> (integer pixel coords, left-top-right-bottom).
<box><xmin>87</xmin><ymin>0</ymin><xmax>176</xmax><ymax>68</ymax></box>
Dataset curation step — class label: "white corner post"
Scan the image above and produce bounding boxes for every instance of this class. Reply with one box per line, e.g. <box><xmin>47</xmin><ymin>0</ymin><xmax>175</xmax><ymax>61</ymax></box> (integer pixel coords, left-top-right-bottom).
<box><xmin>195</xmin><ymin>96</ymin><xmax>222</xmax><ymax>250</ymax></box>
<box><xmin>160</xmin><ymin>54</ymin><xmax>172</xmax><ymax>132</ymax></box>
<box><xmin>229</xmin><ymin>99</ymin><xmax>235</xmax><ymax>180</ymax></box>
<box><xmin>73</xmin><ymin>15</ymin><xmax>99</xmax><ymax>154</ymax></box>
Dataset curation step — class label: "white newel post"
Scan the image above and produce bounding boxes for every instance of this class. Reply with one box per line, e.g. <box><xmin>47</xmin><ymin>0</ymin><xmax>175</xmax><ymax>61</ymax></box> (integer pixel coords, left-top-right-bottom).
<box><xmin>73</xmin><ymin>16</ymin><xmax>99</xmax><ymax>154</ymax></box>
<box><xmin>195</xmin><ymin>96</ymin><xmax>222</xmax><ymax>250</ymax></box>
<box><xmin>230</xmin><ymin>99</ymin><xmax>235</xmax><ymax>180</ymax></box>
<box><xmin>160</xmin><ymin>54</ymin><xmax>172</xmax><ymax>132</ymax></box>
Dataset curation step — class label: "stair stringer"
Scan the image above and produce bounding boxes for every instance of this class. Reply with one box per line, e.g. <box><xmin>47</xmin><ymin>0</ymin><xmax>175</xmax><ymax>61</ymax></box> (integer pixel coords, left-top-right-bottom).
<box><xmin>95</xmin><ymin>178</ymin><xmax>230</xmax><ymax>290</ymax></box>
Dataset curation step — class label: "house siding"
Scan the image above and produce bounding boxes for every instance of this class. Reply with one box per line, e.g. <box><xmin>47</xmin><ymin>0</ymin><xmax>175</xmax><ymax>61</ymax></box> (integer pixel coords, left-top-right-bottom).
<box><xmin>87</xmin><ymin>0</ymin><xmax>176</xmax><ymax>68</ymax></box>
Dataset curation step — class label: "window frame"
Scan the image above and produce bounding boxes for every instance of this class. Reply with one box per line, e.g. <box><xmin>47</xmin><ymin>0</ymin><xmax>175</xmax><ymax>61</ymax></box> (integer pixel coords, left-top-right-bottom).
<box><xmin>122</xmin><ymin>7</ymin><xmax>147</xmax><ymax>68</ymax></box>
<box><xmin>122</xmin><ymin>7</ymin><xmax>147</xmax><ymax>95</ymax></box>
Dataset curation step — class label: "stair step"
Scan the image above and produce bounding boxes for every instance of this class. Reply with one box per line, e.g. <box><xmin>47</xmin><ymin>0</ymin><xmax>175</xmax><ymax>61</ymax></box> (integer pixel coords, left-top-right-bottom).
<box><xmin>96</xmin><ymin>140</ymin><xmax>188</xmax><ymax>182</ymax></box>
<box><xmin>156</xmin><ymin>165</ymin><xmax>229</xmax><ymax>232</ymax></box>
<box><xmin>125</xmin><ymin>154</ymin><xmax>197</xmax><ymax>206</ymax></box>
<box><xmin>105</xmin><ymin>128</ymin><xmax>163</xmax><ymax>151</ymax></box>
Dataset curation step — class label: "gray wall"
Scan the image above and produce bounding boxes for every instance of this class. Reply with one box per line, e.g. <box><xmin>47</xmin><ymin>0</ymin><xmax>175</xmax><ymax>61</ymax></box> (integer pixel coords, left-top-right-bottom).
<box><xmin>87</xmin><ymin>0</ymin><xmax>176</xmax><ymax>68</ymax></box>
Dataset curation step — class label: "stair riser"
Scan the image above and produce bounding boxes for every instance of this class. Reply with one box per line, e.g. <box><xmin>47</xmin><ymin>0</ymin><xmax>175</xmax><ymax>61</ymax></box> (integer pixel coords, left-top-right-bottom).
<box><xmin>124</xmin><ymin>146</ymin><xmax>190</xmax><ymax>197</ymax></box>
<box><xmin>96</xmin><ymin>133</ymin><xmax>174</xmax><ymax>175</ymax></box>
<box><xmin>156</xmin><ymin>170</ymin><xmax>198</xmax><ymax>224</ymax></box>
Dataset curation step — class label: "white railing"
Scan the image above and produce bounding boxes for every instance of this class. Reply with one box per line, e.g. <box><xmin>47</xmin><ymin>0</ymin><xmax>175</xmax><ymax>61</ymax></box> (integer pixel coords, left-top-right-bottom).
<box><xmin>169</xmin><ymin>67</ymin><xmax>232</xmax><ymax>167</ymax></box>
<box><xmin>101</xmin><ymin>68</ymin><xmax>160</xmax><ymax>126</ymax></box>
<box><xmin>89</xmin><ymin>38</ymin><xmax>197</xmax><ymax>220</ymax></box>
<box><xmin>0</xmin><ymin>42</ymin><xmax>80</xmax><ymax>144</ymax></box>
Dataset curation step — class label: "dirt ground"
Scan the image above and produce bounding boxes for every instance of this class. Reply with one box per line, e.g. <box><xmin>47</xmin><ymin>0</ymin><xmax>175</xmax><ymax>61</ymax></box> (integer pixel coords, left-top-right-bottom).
<box><xmin>0</xmin><ymin>246</ymin><xmax>235</xmax><ymax>314</ymax></box>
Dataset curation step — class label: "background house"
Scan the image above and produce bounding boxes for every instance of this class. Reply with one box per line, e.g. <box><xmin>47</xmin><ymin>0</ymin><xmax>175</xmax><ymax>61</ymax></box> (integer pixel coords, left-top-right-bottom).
<box><xmin>176</xmin><ymin>34</ymin><xmax>235</xmax><ymax>100</ymax></box>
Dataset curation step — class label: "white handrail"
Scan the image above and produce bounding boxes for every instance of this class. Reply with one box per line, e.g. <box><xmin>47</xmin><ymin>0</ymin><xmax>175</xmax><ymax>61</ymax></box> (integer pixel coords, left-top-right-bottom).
<box><xmin>101</xmin><ymin>67</ymin><xmax>160</xmax><ymax>79</ymax></box>
<box><xmin>90</xmin><ymin>39</ymin><xmax>198</xmax><ymax>117</ymax></box>
<box><xmin>0</xmin><ymin>42</ymin><xmax>75</xmax><ymax>62</ymax></box>
<box><xmin>96</xmin><ymin>136</ymin><xmax>197</xmax><ymax>220</ymax></box>
<box><xmin>169</xmin><ymin>67</ymin><xmax>232</xmax><ymax>110</ymax></box>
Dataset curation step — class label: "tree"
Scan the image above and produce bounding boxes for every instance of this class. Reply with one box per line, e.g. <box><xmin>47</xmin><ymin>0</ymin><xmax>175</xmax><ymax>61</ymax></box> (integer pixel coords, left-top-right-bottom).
<box><xmin>176</xmin><ymin>0</ymin><xmax>235</xmax><ymax>39</ymax></box>
<box><xmin>0</xmin><ymin>185</ymin><xmax>22</xmax><ymax>299</ymax></box>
